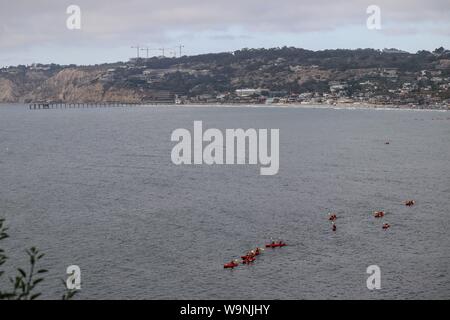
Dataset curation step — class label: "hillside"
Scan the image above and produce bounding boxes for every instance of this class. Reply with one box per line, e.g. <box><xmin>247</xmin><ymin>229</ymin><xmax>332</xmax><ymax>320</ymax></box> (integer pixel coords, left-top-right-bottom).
<box><xmin>1</xmin><ymin>47</ymin><xmax>450</xmax><ymax>107</ymax></box>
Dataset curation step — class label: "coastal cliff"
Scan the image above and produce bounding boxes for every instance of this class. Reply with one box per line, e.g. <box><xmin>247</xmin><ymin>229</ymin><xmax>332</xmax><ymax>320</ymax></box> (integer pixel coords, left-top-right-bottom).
<box><xmin>1</xmin><ymin>47</ymin><xmax>449</xmax><ymax>106</ymax></box>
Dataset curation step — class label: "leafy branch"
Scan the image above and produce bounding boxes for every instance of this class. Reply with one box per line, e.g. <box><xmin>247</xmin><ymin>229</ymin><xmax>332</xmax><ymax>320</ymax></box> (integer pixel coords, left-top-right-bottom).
<box><xmin>0</xmin><ymin>217</ymin><xmax>76</xmax><ymax>300</ymax></box>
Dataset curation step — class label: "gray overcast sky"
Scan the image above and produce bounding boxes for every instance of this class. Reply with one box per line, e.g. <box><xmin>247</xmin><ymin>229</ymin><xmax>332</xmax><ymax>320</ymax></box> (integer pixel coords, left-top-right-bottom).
<box><xmin>0</xmin><ymin>0</ymin><xmax>449</xmax><ymax>67</ymax></box>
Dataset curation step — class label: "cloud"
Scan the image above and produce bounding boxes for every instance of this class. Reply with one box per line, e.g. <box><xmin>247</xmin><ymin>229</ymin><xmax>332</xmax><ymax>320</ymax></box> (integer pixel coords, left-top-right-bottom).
<box><xmin>0</xmin><ymin>0</ymin><xmax>449</xmax><ymax>66</ymax></box>
<box><xmin>1</xmin><ymin>0</ymin><xmax>449</xmax><ymax>50</ymax></box>
<box><xmin>208</xmin><ymin>34</ymin><xmax>253</xmax><ymax>41</ymax></box>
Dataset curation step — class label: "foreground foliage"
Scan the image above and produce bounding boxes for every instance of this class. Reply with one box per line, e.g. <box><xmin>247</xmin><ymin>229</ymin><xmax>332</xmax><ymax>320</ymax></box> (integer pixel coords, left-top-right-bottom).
<box><xmin>0</xmin><ymin>218</ymin><xmax>76</xmax><ymax>300</ymax></box>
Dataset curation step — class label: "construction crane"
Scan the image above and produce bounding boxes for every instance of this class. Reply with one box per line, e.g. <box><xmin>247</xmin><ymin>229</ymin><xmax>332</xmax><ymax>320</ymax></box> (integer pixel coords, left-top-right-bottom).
<box><xmin>140</xmin><ymin>47</ymin><xmax>150</xmax><ymax>58</ymax></box>
<box><xmin>131</xmin><ymin>45</ymin><xmax>141</xmax><ymax>58</ymax></box>
<box><xmin>136</xmin><ymin>45</ymin><xmax>182</xmax><ymax>58</ymax></box>
<box><xmin>140</xmin><ymin>47</ymin><xmax>159</xmax><ymax>58</ymax></box>
<box><xmin>176</xmin><ymin>44</ymin><xmax>184</xmax><ymax>57</ymax></box>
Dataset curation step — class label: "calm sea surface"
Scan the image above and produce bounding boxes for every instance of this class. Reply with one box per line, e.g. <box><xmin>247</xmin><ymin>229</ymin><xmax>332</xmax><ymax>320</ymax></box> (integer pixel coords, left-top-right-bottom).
<box><xmin>0</xmin><ymin>104</ymin><xmax>449</xmax><ymax>299</ymax></box>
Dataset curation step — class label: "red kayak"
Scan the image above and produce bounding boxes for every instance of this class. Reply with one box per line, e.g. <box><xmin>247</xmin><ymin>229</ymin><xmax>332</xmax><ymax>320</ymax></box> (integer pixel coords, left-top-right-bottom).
<box><xmin>223</xmin><ymin>262</ymin><xmax>238</xmax><ymax>269</ymax></box>
<box><xmin>265</xmin><ymin>242</ymin><xmax>286</xmax><ymax>248</ymax></box>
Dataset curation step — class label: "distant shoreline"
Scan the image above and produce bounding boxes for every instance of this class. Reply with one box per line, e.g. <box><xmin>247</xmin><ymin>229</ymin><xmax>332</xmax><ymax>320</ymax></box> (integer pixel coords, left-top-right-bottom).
<box><xmin>176</xmin><ymin>102</ymin><xmax>450</xmax><ymax>111</ymax></box>
<box><xmin>1</xmin><ymin>102</ymin><xmax>449</xmax><ymax>111</ymax></box>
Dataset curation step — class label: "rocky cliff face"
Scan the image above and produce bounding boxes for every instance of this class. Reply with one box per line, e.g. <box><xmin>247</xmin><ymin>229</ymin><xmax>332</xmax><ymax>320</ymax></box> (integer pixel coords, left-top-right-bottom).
<box><xmin>24</xmin><ymin>69</ymin><xmax>104</xmax><ymax>102</ymax></box>
<box><xmin>0</xmin><ymin>68</ymin><xmax>145</xmax><ymax>103</ymax></box>
<box><xmin>0</xmin><ymin>78</ymin><xmax>19</xmax><ymax>102</ymax></box>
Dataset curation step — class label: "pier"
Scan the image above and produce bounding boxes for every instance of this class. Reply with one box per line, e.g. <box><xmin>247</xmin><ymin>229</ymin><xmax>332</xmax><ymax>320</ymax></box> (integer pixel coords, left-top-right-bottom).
<box><xmin>28</xmin><ymin>102</ymin><xmax>173</xmax><ymax>110</ymax></box>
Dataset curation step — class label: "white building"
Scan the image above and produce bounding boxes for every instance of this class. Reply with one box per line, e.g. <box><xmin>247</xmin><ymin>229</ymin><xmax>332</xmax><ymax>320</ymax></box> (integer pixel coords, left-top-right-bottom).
<box><xmin>235</xmin><ymin>88</ymin><xmax>267</xmax><ymax>97</ymax></box>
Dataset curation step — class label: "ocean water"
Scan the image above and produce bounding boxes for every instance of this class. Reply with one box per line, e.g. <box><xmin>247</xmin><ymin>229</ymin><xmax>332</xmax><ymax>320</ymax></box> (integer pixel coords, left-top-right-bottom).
<box><xmin>0</xmin><ymin>104</ymin><xmax>449</xmax><ymax>299</ymax></box>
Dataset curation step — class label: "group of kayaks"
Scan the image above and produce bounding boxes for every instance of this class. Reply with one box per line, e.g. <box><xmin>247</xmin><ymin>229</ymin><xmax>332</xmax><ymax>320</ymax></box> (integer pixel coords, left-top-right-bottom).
<box><xmin>224</xmin><ymin>241</ymin><xmax>287</xmax><ymax>269</ymax></box>
<box><xmin>378</xmin><ymin>200</ymin><xmax>415</xmax><ymax>230</ymax></box>
<box><xmin>328</xmin><ymin>213</ymin><xmax>337</xmax><ymax>231</ymax></box>
<box><xmin>225</xmin><ymin>199</ymin><xmax>416</xmax><ymax>269</ymax></box>
<box><xmin>328</xmin><ymin>199</ymin><xmax>415</xmax><ymax>232</ymax></box>
<box><xmin>374</xmin><ymin>211</ymin><xmax>390</xmax><ymax>229</ymax></box>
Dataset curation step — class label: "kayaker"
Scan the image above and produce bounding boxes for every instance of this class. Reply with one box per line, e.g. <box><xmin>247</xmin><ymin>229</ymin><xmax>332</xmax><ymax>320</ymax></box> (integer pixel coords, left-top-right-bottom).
<box><xmin>405</xmin><ymin>200</ymin><xmax>415</xmax><ymax>206</ymax></box>
<box><xmin>243</xmin><ymin>256</ymin><xmax>254</xmax><ymax>264</ymax></box>
<box><xmin>374</xmin><ymin>211</ymin><xmax>384</xmax><ymax>218</ymax></box>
